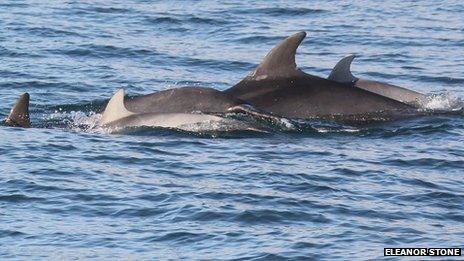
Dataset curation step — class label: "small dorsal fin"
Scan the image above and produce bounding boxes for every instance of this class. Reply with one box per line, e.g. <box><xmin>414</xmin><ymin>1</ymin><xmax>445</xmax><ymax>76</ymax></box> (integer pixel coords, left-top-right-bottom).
<box><xmin>328</xmin><ymin>54</ymin><xmax>358</xmax><ymax>83</ymax></box>
<box><xmin>5</xmin><ymin>93</ymin><xmax>31</xmax><ymax>128</ymax></box>
<box><xmin>250</xmin><ymin>31</ymin><xmax>307</xmax><ymax>80</ymax></box>
<box><xmin>100</xmin><ymin>89</ymin><xmax>134</xmax><ymax>125</ymax></box>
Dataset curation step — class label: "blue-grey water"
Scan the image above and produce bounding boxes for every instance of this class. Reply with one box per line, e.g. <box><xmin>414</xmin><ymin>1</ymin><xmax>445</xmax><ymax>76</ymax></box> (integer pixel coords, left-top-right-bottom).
<box><xmin>1</xmin><ymin>1</ymin><xmax>463</xmax><ymax>260</ymax></box>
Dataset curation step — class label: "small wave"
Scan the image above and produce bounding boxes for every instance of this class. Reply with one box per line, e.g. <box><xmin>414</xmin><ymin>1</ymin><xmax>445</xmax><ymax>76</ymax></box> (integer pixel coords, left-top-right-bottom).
<box><xmin>384</xmin><ymin>158</ymin><xmax>464</xmax><ymax>170</ymax></box>
<box><xmin>145</xmin><ymin>16</ymin><xmax>182</xmax><ymax>25</ymax></box>
<box><xmin>0</xmin><ymin>70</ymin><xmax>33</xmax><ymax>78</ymax></box>
<box><xmin>0</xmin><ymin>47</ymin><xmax>41</xmax><ymax>58</ymax></box>
<box><xmin>186</xmin><ymin>16</ymin><xmax>228</xmax><ymax>25</ymax></box>
<box><xmin>145</xmin><ymin>15</ymin><xmax>228</xmax><ymax>26</ymax></box>
<box><xmin>233</xmin><ymin>209</ymin><xmax>331</xmax><ymax>224</ymax></box>
<box><xmin>0</xmin><ymin>194</ymin><xmax>44</xmax><ymax>203</ymax></box>
<box><xmin>26</xmin><ymin>27</ymin><xmax>83</xmax><ymax>38</ymax></box>
<box><xmin>49</xmin><ymin>44</ymin><xmax>158</xmax><ymax>59</ymax></box>
<box><xmin>72</xmin><ymin>6</ymin><xmax>132</xmax><ymax>15</ymax></box>
<box><xmin>145</xmin><ymin>231</ymin><xmax>214</xmax><ymax>244</ymax></box>
<box><xmin>0</xmin><ymin>3</ymin><xmax>27</xmax><ymax>7</ymax></box>
<box><xmin>234</xmin><ymin>35</ymin><xmax>283</xmax><ymax>44</ymax></box>
<box><xmin>0</xmin><ymin>229</ymin><xmax>26</xmax><ymax>237</ymax></box>
<box><xmin>92</xmin><ymin>7</ymin><xmax>132</xmax><ymax>14</ymax></box>
<box><xmin>417</xmin><ymin>75</ymin><xmax>464</xmax><ymax>84</ymax></box>
<box><xmin>1</xmin><ymin>81</ymin><xmax>63</xmax><ymax>89</ymax></box>
<box><xmin>235</xmin><ymin>7</ymin><xmax>327</xmax><ymax>16</ymax></box>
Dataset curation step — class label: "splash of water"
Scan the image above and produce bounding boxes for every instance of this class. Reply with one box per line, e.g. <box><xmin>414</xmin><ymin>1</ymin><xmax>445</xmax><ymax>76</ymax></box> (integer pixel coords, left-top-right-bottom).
<box><xmin>420</xmin><ymin>92</ymin><xmax>463</xmax><ymax>111</ymax></box>
<box><xmin>45</xmin><ymin>110</ymin><xmax>276</xmax><ymax>134</ymax></box>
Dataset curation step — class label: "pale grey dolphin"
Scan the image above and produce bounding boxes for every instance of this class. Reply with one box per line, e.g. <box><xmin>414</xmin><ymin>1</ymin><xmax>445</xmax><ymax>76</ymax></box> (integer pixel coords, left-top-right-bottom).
<box><xmin>2</xmin><ymin>88</ymin><xmax>278</xmax><ymax>131</ymax></box>
<box><xmin>224</xmin><ymin>32</ymin><xmax>416</xmax><ymax>122</ymax></box>
<box><xmin>4</xmin><ymin>93</ymin><xmax>31</xmax><ymax>128</ymax></box>
<box><xmin>99</xmin><ymin>89</ymin><xmax>277</xmax><ymax>130</ymax></box>
<box><xmin>100</xmin><ymin>89</ymin><xmax>230</xmax><ymax>129</ymax></box>
<box><xmin>328</xmin><ymin>54</ymin><xmax>426</xmax><ymax>106</ymax></box>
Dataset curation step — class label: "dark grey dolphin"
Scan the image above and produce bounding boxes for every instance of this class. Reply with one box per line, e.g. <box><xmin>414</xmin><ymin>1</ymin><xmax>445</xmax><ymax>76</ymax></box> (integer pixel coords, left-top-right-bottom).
<box><xmin>5</xmin><ymin>93</ymin><xmax>31</xmax><ymax>128</ymax></box>
<box><xmin>224</xmin><ymin>32</ymin><xmax>416</xmax><ymax>122</ymax></box>
<box><xmin>328</xmin><ymin>54</ymin><xmax>426</xmax><ymax>106</ymax></box>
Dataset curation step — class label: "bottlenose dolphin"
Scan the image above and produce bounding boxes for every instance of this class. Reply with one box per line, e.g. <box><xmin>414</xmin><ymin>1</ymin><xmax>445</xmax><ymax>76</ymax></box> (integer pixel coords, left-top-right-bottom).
<box><xmin>4</xmin><ymin>93</ymin><xmax>31</xmax><ymax>128</ymax></box>
<box><xmin>328</xmin><ymin>54</ymin><xmax>426</xmax><ymax>106</ymax></box>
<box><xmin>224</xmin><ymin>32</ymin><xmax>416</xmax><ymax>122</ymax></box>
<box><xmin>99</xmin><ymin>89</ymin><xmax>226</xmax><ymax>129</ymax></box>
<box><xmin>3</xmin><ymin>87</ymin><xmax>278</xmax><ymax>131</ymax></box>
<box><xmin>99</xmin><ymin>88</ymin><xmax>276</xmax><ymax>130</ymax></box>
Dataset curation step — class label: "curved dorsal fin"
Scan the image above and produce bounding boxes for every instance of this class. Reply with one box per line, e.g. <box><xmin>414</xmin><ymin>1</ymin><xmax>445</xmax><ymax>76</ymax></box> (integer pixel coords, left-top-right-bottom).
<box><xmin>100</xmin><ymin>89</ymin><xmax>134</xmax><ymax>125</ymax></box>
<box><xmin>5</xmin><ymin>93</ymin><xmax>31</xmax><ymax>128</ymax></box>
<box><xmin>328</xmin><ymin>54</ymin><xmax>358</xmax><ymax>83</ymax></box>
<box><xmin>250</xmin><ymin>31</ymin><xmax>307</xmax><ymax>80</ymax></box>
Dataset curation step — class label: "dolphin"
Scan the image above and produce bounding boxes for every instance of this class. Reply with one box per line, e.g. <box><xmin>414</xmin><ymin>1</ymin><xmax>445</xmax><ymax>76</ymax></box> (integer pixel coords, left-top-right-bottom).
<box><xmin>224</xmin><ymin>32</ymin><xmax>416</xmax><ymax>122</ymax></box>
<box><xmin>4</xmin><ymin>93</ymin><xmax>31</xmax><ymax>128</ymax></box>
<box><xmin>99</xmin><ymin>89</ymin><xmax>225</xmax><ymax>129</ymax></box>
<box><xmin>99</xmin><ymin>88</ymin><xmax>277</xmax><ymax>130</ymax></box>
<box><xmin>2</xmin><ymin>87</ymin><xmax>278</xmax><ymax>131</ymax></box>
<box><xmin>328</xmin><ymin>54</ymin><xmax>426</xmax><ymax>106</ymax></box>
<box><xmin>124</xmin><ymin>87</ymin><xmax>245</xmax><ymax>114</ymax></box>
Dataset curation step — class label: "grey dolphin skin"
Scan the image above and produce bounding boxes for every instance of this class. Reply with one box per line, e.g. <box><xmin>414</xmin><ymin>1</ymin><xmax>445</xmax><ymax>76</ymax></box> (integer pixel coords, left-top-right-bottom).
<box><xmin>328</xmin><ymin>54</ymin><xmax>426</xmax><ymax>106</ymax></box>
<box><xmin>124</xmin><ymin>87</ymin><xmax>244</xmax><ymax>114</ymax></box>
<box><xmin>5</xmin><ymin>93</ymin><xmax>31</xmax><ymax>128</ymax></box>
<box><xmin>99</xmin><ymin>89</ymin><xmax>226</xmax><ymax>129</ymax></box>
<box><xmin>224</xmin><ymin>32</ymin><xmax>417</xmax><ymax>122</ymax></box>
<box><xmin>1</xmin><ymin>87</ymin><xmax>278</xmax><ymax>131</ymax></box>
<box><xmin>99</xmin><ymin>88</ymin><xmax>276</xmax><ymax>129</ymax></box>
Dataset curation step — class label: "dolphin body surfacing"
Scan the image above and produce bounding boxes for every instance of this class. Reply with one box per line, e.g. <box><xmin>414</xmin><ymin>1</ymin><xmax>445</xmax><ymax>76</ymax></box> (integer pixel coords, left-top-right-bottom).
<box><xmin>5</xmin><ymin>93</ymin><xmax>31</xmax><ymax>128</ymax></box>
<box><xmin>2</xmin><ymin>88</ymin><xmax>277</xmax><ymax>131</ymax></box>
<box><xmin>100</xmin><ymin>89</ymin><xmax>228</xmax><ymax>129</ymax></box>
<box><xmin>224</xmin><ymin>32</ymin><xmax>416</xmax><ymax>122</ymax></box>
<box><xmin>124</xmin><ymin>87</ymin><xmax>243</xmax><ymax>114</ymax></box>
<box><xmin>328</xmin><ymin>54</ymin><xmax>426</xmax><ymax>106</ymax></box>
<box><xmin>99</xmin><ymin>88</ymin><xmax>273</xmax><ymax>130</ymax></box>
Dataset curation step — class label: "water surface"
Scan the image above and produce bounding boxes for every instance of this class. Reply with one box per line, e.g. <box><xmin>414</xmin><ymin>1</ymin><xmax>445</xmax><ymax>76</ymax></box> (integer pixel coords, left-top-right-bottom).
<box><xmin>1</xmin><ymin>1</ymin><xmax>463</xmax><ymax>259</ymax></box>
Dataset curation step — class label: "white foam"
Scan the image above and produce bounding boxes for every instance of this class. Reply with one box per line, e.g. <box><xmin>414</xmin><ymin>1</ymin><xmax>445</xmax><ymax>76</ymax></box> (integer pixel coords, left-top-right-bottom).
<box><xmin>420</xmin><ymin>92</ymin><xmax>463</xmax><ymax>111</ymax></box>
<box><xmin>278</xmin><ymin>118</ymin><xmax>296</xmax><ymax>130</ymax></box>
<box><xmin>315</xmin><ymin>127</ymin><xmax>360</xmax><ymax>133</ymax></box>
<box><xmin>45</xmin><ymin>110</ymin><xmax>267</xmax><ymax>134</ymax></box>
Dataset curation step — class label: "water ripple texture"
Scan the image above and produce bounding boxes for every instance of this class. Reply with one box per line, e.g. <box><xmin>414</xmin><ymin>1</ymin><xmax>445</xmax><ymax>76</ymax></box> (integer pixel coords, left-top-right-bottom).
<box><xmin>0</xmin><ymin>0</ymin><xmax>463</xmax><ymax>260</ymax></box>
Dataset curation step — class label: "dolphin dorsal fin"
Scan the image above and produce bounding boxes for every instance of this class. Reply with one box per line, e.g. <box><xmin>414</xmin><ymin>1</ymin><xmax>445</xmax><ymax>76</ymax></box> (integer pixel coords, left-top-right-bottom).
<box><xmin>5</xmin><ymin>93</ymin><xmax>31</xmax><ymax>128</ymax></box>
<box><xmin>100</xmin><ymin>89</ymin><xmax>134</xmax><ymax>125</ymax></box>
<box><xmin>328</xmin><ymin>54</ymin><xmax>358</xmax><ymax>83</ymax></box>
<box><xmin>250</xmin><ymin>31</ymin><xmax>307</xmax><ymax>80</ymax></box>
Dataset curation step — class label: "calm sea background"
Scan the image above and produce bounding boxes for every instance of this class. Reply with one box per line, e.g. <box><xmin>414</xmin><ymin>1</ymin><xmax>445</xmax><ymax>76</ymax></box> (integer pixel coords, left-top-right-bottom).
<box><xmin>1</xmin><ymin>1</ymin><xmax>463</xmax><ymax>260</ymax></box>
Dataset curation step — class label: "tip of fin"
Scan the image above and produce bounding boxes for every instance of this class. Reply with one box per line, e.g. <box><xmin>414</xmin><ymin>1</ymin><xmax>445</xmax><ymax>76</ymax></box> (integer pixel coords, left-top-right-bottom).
<box><xmin>5</xmin><ymin>93</ymin><xmax>31</xmax><ymax>128</ymax></box>
<box><xmin>250</xmin><ymin>31</ymin><xmax>307</xmax><ymax>80</ymax></box>
<box><xmin>328</xmin><ymin>54</ymin><xmax>358</xmax><ymax>83</ymax></box>
<box><xmin>100</xmin><ymin>89</ymin><xmax>134</xmax><ymax>125</ymax></box>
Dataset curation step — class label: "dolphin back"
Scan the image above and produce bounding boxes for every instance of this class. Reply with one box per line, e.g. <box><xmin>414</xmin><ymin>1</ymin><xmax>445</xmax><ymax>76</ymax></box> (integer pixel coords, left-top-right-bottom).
<box><xmin>328</xmin><ymin>55</ymin><xmax>425</xmax><ymax>105</ymax></box>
